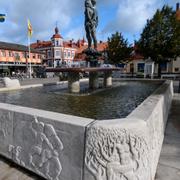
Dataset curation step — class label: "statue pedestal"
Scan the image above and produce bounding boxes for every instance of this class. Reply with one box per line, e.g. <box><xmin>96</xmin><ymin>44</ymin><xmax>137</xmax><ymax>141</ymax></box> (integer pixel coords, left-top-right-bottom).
<box><xmin>89</xmin><ymin>72</ymin><xmax>99</xmax><ymax>89</ymax></box>
<box><xmin>68</xmin><ymin>72</ymin><xmax>80</xmax><ymax>93</ymax></box>
<box><xmin>104</xmin><ymin>71</ymin><xmax>112</xmax><ymax>87</ymax></box>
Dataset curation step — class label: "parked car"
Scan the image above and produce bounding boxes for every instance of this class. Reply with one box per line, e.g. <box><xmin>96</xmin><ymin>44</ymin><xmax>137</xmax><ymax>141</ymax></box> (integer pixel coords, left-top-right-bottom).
<box><xmin>100</xmin><ymin>64</ymin><xmax>113</xmax><ymax>68</ymax></box>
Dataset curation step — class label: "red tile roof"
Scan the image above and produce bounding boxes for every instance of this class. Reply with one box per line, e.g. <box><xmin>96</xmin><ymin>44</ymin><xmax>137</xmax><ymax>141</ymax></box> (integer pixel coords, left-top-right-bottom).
<box><xmin>51</xmin><ymin>34</ymin><xmax>63</xmax><ymax>39</ymax></box>
<box><xmin>31</xmin><ymin>41</ymin><xmax>52</xmax><ymax>48</ymax></box>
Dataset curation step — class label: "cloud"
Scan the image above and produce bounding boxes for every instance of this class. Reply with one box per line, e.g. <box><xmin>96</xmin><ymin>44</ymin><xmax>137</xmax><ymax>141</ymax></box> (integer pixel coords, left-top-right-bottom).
<box><xmin>0</xmin><ymin>0</ymin><xmax>176</xmax><ymax>44</ymax></box>
<box><xmin>102</xmin><ymin>0</ymin><xmax>163</xmax><ymax>35</ymax></box>
<box><xmin>65</xmin><ymin>26</ymin><xmax>85</xmax><ymax>40</ymax></box>
<box><xmin>0</xmin><ymin>0</ymin><xmax>84</xmax><ymax>44</ymax></box>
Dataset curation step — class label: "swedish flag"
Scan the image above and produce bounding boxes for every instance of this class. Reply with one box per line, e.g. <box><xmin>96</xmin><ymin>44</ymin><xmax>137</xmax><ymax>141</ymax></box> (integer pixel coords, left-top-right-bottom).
<box><xmin>0</xmin><ymin>14</ymin><xmax>5</xmax><ymax>22</ymax></box>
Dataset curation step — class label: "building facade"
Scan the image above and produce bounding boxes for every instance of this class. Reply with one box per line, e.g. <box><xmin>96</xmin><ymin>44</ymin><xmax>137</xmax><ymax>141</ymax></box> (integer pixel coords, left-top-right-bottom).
<box><xmin>31</xmin><ymin>27</ymin><xmax>78</xmax><ymax>67</ymax></box>
<box><xmin>31</xmin><ymin>27</ymin><xmax>108</xmax><ymax>67</ymax></box>
<box><xmin>0</xmin><ymin>41</ymin><xmax>44</xmax><ymax>76</ymax></box>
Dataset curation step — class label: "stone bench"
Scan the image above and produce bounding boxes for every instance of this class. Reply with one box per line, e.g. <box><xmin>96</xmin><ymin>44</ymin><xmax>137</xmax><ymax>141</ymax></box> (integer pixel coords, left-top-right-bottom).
<box><xmin>2</xmin><ymin>77</ymin><xmax>20</xmax><ymax>88</ymax></box>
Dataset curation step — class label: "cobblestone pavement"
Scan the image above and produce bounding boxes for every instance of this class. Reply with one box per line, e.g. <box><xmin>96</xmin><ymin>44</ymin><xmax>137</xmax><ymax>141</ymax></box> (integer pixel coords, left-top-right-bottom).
<box><xmin>155</xmin><ymin>94</ymin><xmax>180</xmax><ymax>180</ymax></box>
<box><xmin>0</xmin><ymin>156</ymin><xmax>45</xmax><ymax>180</ymax></box>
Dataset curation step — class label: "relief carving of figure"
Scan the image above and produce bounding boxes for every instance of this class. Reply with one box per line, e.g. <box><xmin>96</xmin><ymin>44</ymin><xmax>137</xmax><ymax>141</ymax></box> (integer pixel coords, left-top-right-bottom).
<box><xmin>25</xmin><ymin>117</ymin><xmax>64</xmax><ymax>180</ymax></box>
<box><xmin>85</xmin><ymin>0</ymin><xmax>98</xmax><ymax>49</ymax></box>
<box><xmin>85</xmin><ymin>127</ymin><xmax>150</xmax><ymax>180</ymax></box>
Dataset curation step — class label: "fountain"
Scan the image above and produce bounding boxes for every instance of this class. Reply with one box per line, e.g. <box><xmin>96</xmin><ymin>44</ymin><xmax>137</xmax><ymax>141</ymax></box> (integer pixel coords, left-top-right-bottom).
<box><xmin>0</xmin><ymin>1</ymin><xmax>174</xmax><ymax>180</ymax></box>
<box><xmin>46</xmin><ymin>0</ymin><xmax>121</xmax><ymax>93</ymax></box>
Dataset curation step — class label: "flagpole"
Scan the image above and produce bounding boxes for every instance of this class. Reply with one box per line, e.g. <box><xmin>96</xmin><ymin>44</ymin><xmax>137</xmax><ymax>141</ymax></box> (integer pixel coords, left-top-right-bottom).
<box><xmin>28</xmin><ymin>35</ymin><xmax>32</xmax><ymax>79</ymax></box>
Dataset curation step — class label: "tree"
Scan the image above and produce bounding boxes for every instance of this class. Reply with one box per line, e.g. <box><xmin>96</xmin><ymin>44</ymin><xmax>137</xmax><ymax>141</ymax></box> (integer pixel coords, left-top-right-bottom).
<box><xmin>138</xmin><ymin>5</ymin><xmax>180</xmax><ymax>77</ymax></box>
<box><xmin>106</xmin><ymin>32</ymin><xmax>132</xmax><ymax>65</ymax></box>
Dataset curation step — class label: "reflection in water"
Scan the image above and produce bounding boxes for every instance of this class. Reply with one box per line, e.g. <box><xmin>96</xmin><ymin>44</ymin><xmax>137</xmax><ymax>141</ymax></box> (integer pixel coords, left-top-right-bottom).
<box><xmin>0</xmin><ymin>81</ymin><xmax>162</xmax><ymax>120</ymax></box>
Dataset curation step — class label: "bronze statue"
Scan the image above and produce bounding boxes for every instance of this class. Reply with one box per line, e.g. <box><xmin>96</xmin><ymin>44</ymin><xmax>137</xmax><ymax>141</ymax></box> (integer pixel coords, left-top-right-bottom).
<box><xmin>84</xmin><ymin>0</ymin><xmax>98</xmax><ymax>50</ymax></box>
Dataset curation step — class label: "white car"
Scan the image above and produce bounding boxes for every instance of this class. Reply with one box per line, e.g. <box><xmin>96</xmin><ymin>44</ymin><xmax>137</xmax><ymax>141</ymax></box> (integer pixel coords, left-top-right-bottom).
<box><xmin>100</xmin><ymin>64</ymin><xmax>113</xmax><ymax>68</ymax></box>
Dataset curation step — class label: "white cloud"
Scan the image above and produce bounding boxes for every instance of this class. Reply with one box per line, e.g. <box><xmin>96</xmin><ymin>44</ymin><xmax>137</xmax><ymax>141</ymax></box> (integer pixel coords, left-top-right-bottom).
<box><xmin>65</xmin><ymin>26</ymin><xmax>85</xmax><ymax>40</ymax></box>
<box><xmin>0</xmin><ymin>0</ymin><xmax>176</xmax><ymax>44</ymax></box>
<box><xmin>0</xmin><ymin>0</ymin><xmax>84</xmax><ymax>44</ymax></box>
<box><xmin>102</xmin><ymin>0</ymin><xmax>163</xmax><ymax>35</ymax></box>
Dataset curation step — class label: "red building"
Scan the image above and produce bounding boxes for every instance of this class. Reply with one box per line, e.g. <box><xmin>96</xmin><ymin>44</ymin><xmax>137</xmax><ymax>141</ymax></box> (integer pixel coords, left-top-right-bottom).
<box><xmin>31</xmin><ymin>27</ymin><xmax>108</xmax><ymax>67</ymax></box>
<box><xmin>31</xmin><ymin>27</ymin><xmax>78</xmax><ymax>67</ymax></box>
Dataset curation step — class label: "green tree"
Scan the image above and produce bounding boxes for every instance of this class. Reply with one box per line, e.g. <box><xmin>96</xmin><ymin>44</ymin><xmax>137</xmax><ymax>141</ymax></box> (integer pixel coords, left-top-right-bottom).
<box><xmin>138</xmin><ymin>5</ymin><xmax>180</xmax><ymax>77</ymax></box>
<box><xmin>107</xmin><ymin>32</ymin><xmax>132</xmax><ymax>65</ymax></box>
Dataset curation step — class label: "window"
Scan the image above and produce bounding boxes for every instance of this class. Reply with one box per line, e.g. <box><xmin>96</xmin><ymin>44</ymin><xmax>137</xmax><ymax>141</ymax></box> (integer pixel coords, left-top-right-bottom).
<box><xmin>1</xmin><ymin>50</ymin><xmax>6</xmax><ymax>57</ymax></box>
<box><xmin>33</xmin><ymin>54</ymin><xmax>36</xmax><ymax>59</ymax></box>
<box><xmin>68</xmin><ymin>51</ymin><xmax>71</xmax><ymax>58</ymax></box>
<box><xmin>56</xmin><ymin>40</ymin><xmax>59</xmax><ymax>46</ymax></box>
<box><xmin>64</xmin><ymin>52</ymin><xmax>66</xmax><ymax>58</ymax></box>
<box><xmin>9</xmin><ymin>51</ymin><xmax>13</xmax><ymax>57</ymax></box>
<box><xmin>55</xmin><ymin>50</ymin><xmax>61</xmax><ymax>57</ymax></box>
<box><xmin>14</xmin><ymin>52</ymin><xmax>20</xmax><ymax>61</ymax></box>
<box><xmin>175</xmin><ymin>68</ymin><xmax>179</xmax><ymax>72</ymax></box>
<box><xmin>160</xmin><ymin>63</ymin><xmax>167</xmax><ymax>71</ymax></box>
<box><xmin>137</xmin><ymin>63</ymin><xmax>145</xmax><ymax>73</ymax></box>
<box><xmin>22</xmin><ymin>52</ymin><xmax>26</xmax><ymax>58</ymax></box>
<box><xmin>71</xmin><ymin>51</ymin><xmax>75</xmax><ymax>58</ymax></box>
<box><xmin>47</xmin><ymin>51</ymin><xmax>51</xmax><ymax>58</ymax></box>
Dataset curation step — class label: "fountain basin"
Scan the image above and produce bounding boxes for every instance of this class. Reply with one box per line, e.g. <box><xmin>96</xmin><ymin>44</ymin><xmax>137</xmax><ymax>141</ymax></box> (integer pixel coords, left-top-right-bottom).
<box><xmin>0</xmin><ymin>80</ymin><xmax>173</xmax><ymax>180</ymax></box>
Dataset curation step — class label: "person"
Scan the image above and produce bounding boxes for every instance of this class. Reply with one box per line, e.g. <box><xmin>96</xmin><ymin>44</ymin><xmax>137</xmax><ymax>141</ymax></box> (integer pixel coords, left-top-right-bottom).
<box><xmin>84</xmin><ymin>0</ymin><xmax>98</xmax><ymax>49</ymax></box>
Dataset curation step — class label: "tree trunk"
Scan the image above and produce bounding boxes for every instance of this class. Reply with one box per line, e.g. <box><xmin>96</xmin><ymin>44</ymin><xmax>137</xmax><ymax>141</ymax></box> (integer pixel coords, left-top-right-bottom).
<box><xmin>158</xmin><ymin>62</ymin><xmax>162</xmax><ymax>78</ymax></box>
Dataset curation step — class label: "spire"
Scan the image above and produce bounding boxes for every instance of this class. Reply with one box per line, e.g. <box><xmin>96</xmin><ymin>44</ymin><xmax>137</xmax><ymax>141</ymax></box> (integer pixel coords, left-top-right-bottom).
<box><xmin>55</xmin><ymin>26</ymin><xmax>59</xmax><ymax>34</ymax></box>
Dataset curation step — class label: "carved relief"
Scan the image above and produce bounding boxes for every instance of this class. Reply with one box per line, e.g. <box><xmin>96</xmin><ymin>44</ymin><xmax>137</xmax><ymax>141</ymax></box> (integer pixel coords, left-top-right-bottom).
<box><xmin>85</xmin><ymin>126</ymin><xmax>150</xmax><ymax>180</ymax></box>
<box><xmin>11</xmin><ymin>116</ymin><xmax>64</xmax><ymax>180</ymax></box>
<box><xmin>0</xmin><ymin>112</ymin><xmax>12</xmax><ymax>142</ymax></box>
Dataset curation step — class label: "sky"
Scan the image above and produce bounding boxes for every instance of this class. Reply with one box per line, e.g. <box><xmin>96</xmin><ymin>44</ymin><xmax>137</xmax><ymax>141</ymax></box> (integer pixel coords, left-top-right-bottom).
<box><xmin>0</xmin><ymin>0</ymin><xmax>178</xmax><ymax>45</ymax></box>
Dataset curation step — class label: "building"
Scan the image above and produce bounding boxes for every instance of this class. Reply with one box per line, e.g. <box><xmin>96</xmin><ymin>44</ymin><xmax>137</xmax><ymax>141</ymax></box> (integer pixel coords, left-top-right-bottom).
<box><xmin>0</xmin><ymin>41</ymin><xmax>44</xmax><ymax>76</ymax></box>
<box><xmin>125</xmin><ymin>3</ymin><xmax>180</xmax><ymax>76</ymax></box>
<box><xmin>74</xmin><ymin>40</ymin><xmax>108</xmax><ymax>65</ymax></box>
<box><xmin>31</xmin><ymin>27</ymin><xmax>108</xmax><ymax>67</ymax></box>
<box><xmin>31</xmin><ymin>27</ymin><xmax>78</xmax><ymax>67</ymax></box>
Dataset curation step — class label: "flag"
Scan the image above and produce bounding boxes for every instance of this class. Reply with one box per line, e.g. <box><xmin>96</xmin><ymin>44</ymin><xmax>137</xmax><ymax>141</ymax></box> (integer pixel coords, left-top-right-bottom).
<box><xmin>0</xmin><ymin>14</ymin><xmax>5</xmax><ymax>22</ymax></box>
<box><xmin>27</xmin><ymin>19</ymin><xmax>33</xmax><ymax>37</ymax></box>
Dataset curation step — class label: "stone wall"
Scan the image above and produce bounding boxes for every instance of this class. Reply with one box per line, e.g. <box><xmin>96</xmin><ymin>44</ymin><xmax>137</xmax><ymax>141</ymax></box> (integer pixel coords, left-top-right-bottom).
<box><xmin>0</xmin><ymin>80</ymin><xmax>173</xmax><ymax>180</ymax></box>
<box><xmin>84</xmin><ymin>80</ymin><xmax>173</xmax><ymax>180</ymax></box>
<box><xmin>0</xmin><ymin>103</ymin><xmax>94</xmax><ymax>180</ymax></box>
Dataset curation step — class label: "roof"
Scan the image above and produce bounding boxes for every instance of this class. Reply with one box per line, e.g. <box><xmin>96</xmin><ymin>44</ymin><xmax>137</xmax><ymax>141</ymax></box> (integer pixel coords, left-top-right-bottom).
<box><xmin>0</xmin><ymin>41</ymin><xmax>44</xmax><ymax>54</ymax></box>
<box><xmin>51</xmin><ymin>34</ymin><xmax>63</xmax><ymax>39</ymax></box>
<box><xmin>74</xmin><ymin>42</ymin><xmax>108</xmax><ymax>61</ymax></box>
<box><xmin>76</xmin><ymin>42</ymin><xmax>107</xmax><ymax>54</ymax></box>
<box><xmin>31</xmin><ymin>41</ymin><xmax>52</xmax><ymax>48</ymax></box>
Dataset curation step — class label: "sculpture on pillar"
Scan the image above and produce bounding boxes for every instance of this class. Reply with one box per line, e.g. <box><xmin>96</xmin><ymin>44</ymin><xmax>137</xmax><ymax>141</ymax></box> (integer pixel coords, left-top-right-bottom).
<box><xmin>84</xmin><ymin>0</ymin><xmax>98</xmax><ymax>50</ymax></box>
<box><xmin>84</xmin><ymin>0</ymin><xmax>101</xmax><ymax>67</ymax></box>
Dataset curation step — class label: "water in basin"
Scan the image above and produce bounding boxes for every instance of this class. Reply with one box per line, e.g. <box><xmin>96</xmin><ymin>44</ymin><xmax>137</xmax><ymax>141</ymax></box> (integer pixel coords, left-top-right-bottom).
<box><xmin>0</xmin><ymin>81</ymin><xmax>162</xmax><ymax>120</ymax></box>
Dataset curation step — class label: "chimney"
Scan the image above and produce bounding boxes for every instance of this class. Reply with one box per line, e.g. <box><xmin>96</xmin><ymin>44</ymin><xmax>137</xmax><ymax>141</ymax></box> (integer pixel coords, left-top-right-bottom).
<box><xmin>177</xmin><ymin>3</ymin><xmax>180</xmax><ymax>11</ymax></box>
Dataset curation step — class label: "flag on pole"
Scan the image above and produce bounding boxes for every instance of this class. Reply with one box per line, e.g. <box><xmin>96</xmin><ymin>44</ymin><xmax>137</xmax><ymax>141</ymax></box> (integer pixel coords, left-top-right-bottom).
<box><xmin>0</xmin><ymin>14</ymin><xmax>6</xmax><ymax>22</ymax></box>
<box><xmin>27</xmin><ymin>19</ymin><xmax>33</xmax><ymax>37</ymax></box>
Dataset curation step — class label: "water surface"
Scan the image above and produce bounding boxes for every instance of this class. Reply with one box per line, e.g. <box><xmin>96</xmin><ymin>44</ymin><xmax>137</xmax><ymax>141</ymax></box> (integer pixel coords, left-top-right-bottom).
<box><xmin>0</xmin><ymin>81</ymin><xmax>162</xmax><ymax>120</ymax></box>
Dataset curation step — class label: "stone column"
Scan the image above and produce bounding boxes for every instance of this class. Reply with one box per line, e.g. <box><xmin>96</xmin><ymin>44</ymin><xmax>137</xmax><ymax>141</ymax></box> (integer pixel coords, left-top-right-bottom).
<box><xmin>68</xmin><ymin>72</ymin><xmax>80</xmax><ymax>93</ymax></box>
<box><xmin>89</xmin><ymin>72</ymin><xmax>99</xmax><ymax>89</ymax></box>
<box><xmin>104</xmin><ymin>71</ymin><xmax>112</xmax><ymax>87</ymax></box>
